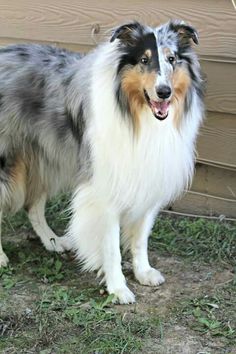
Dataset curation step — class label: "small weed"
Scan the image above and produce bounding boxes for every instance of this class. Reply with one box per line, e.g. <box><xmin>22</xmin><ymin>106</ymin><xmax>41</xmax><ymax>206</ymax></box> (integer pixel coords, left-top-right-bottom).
<box><xmin>32</xmin><ymin>256</ymin><xmax>65</xmax><ymax>282</ymax></box>
<box><xmin>0</xmin><ymin>265</ymin><xmax>13</xmax><ymax>277</ymax></box>
<box><xmin>90</xmin><ymin>293</ymin><xmax>115</xmax><ymax>310</ymax></box>
<box><xmin>176</xmin><ymin>287</ymin><xmax>236</xmax><ymax>341</ymax></box>
<box><xmin>0</xmin><ymin>266</ymin><xmax>17</xmax><ymax>290</ymax></box>
<box><xmin>191</xmin><ymin>298</ymin><xmax>234</xmax><ymax>337</ymax></box>
<box><xmin>1</xmin><ymin>276</ymin><xmax>17</xmax><ymax>290</ymax></box>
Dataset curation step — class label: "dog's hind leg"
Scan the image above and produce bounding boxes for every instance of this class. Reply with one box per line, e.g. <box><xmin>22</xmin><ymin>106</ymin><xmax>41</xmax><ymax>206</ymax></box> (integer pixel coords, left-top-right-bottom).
<box><xmin>0</xmin><ymin>155</ymin><xmax>27</xmax><ymax>267</ymax></box>
<box><xmin>0</xmin><ymin>210</ymin><xmax>9</xmax><ymax>267</ymax></box>
<box><xmin>27</xmin><ymin>193</ymin><xmax>71</xmax><ymax>253</ymax></box>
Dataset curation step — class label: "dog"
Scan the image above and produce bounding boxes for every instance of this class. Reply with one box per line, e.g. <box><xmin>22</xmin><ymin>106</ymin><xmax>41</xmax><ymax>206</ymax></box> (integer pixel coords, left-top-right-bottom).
<box><xmin>0</xmin><ymin>20</ymin><xmax>204</xmax><ymax>303</ymax></box>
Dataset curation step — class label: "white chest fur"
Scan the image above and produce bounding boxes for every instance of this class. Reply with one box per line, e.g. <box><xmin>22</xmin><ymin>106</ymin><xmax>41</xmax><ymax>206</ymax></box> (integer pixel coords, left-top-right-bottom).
<box><xmin>90</xmin><ymin>109</ymin><xmax>194</xmax><ymax>218</ymax></box>
<box><xmin>88</xmin><ymin>56</ymin><xmax>196</xmax><ymax>218</ymax></box>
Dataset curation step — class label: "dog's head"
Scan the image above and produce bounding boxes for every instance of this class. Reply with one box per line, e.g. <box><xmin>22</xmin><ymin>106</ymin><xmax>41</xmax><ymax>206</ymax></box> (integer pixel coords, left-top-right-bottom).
<box><xmin>111</xmin><ymin>20</ymin><xmax>202</xmax><ymax>127</ymax></box>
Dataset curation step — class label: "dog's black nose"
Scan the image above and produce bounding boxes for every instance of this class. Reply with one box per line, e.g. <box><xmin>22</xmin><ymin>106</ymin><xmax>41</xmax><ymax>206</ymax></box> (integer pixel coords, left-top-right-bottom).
<box><xmin>156</xmin><ymin>85</ymin><xmax>171</xmax><ymax>99</ymax></box>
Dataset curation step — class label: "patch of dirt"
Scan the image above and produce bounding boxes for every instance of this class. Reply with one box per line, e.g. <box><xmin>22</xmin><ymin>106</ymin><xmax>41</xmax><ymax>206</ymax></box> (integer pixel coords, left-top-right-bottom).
<box><xmin>118</xmin><ymin>255</ymin><xmax>234</xmax><ymax>314</ymax></box>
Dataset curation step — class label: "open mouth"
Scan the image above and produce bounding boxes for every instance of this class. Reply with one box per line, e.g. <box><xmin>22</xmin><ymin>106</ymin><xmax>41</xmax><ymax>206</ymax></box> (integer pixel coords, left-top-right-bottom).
<box><xmin>144</xmin><ymin>90</ymin><xmax>170</xmax><ymax>120</ymax></box>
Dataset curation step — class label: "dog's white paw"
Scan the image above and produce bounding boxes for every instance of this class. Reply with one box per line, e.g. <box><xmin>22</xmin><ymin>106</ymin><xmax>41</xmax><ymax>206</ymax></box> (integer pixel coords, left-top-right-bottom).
<box><xmin>43</xmin><ymin>236</ymin><xmax>71</xmax><ymax>253</ymax></box>
<box><xmin>0</xmin><ymin>252</ymin><xmax>9</xmax><ymax>267</ymax></box>
<box><xmin>135</xmin><ymin>267</ymin><xmax>165</xmax><ymax>286</ymax></box>
<box><xmin>110</xmin><ymin>286</ymin><xmax>136</xmax><ymax>304</ymax></box>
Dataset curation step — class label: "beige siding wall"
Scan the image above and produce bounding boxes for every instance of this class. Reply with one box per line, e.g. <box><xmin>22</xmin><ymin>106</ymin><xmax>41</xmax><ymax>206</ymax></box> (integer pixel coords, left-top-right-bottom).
<box><xmin>0</xmin><ymin>0</ymin><xmax>235</xmax><ymax>216</ymax></box>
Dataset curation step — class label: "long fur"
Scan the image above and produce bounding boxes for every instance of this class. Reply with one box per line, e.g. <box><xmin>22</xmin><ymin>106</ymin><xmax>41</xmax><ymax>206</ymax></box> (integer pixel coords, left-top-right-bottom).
<box><xmin>0</xmin><ymin>20</ymin><xmax>204</xmax><ymax>303</ymax></box>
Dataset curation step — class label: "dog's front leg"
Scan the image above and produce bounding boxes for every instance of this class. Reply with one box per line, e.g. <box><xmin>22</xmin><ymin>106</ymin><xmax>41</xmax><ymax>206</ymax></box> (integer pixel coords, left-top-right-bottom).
<box><xmin>123</xmin><ymin>209</ymin><xmax>165</xmax><ymax>287</ymax></box>
<box><xmin>68</xmin><ymin>188</ymin><xmax>135</xmax><ymax>304</ymax></box>
<box><xmin>101</xmin><ymin>218</ymin><xmax>135</xmax><ymax>304</ymax></box>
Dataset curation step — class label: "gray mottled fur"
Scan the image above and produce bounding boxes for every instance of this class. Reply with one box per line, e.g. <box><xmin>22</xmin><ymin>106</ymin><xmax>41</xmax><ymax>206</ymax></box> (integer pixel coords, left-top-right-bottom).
<box><xmin>0</xmin><ymin>44</ymin><xmax>91</xmax><ymax>211</ymax></box>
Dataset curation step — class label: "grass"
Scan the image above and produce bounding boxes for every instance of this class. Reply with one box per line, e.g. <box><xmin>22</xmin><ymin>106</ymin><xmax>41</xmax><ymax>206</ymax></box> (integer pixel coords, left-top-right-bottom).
<box><xmin>0</xmin><ymin>228</ymin><xmax>157</xmax><ymax>353</ymax></box>
<box><xmin>151</xmin><ymin>215</ymin><xmax>236</xmax><ymax>265</ymax></box>
<box><xmin>2</xmin><ymin>194</ymin><xmax>70</xmax><ymax>236</ymax></box>
<box><xmin>0</xmin><ymin>281</ymin><xmax>158</xmax><ymax>353</ymax></box>
<box><xmin>3</xmin><ymin>194</ymin><xmax>236</xmax><ymax>266</ymax></box>
<box><xmin>173</xmin><ymin>281</ymin><xmax>236</xmax><ymax>344</ymax></box>
<box><xmin>1</xmin><ymin>194</ymin><xmax>235</xmax><ymax>353</ymax></box>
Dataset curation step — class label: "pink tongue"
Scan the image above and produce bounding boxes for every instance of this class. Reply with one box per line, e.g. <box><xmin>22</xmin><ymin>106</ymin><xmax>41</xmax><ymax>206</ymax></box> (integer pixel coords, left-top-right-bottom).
<box><xmin>151</xmin><ymin>101</ymin><xmax>170</xmax><ymax>115</ymax></box>
<box><xmin>159</xmin><ymin>101</ymin><xmax>169</xmax><ymax>113</ymax></box>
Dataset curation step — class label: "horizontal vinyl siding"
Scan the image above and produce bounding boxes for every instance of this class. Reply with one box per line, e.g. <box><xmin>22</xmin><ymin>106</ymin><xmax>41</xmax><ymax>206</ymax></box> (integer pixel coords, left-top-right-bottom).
<box><xmin>0</xmin><ymin>0</ymin><xmax>235</xmax><ymax>58</ymax></box>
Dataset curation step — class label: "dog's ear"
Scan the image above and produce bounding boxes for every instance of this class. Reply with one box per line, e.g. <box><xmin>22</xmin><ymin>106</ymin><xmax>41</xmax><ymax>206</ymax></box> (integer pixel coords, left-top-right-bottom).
<box><xmin>170</xmin><ymin>20</ymin><xmax>199</xmax><ymax>45</ymax></box>
<box><xmin>110</xmin><ymin>22</ymin><xmax>143</xmax><ymax>45</ymax></box>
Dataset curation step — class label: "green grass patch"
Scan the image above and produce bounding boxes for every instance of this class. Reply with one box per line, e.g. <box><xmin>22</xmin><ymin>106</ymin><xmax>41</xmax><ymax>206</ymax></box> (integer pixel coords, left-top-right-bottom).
<box><xmin>0</xmin><ymin>265</ymin><xmax>17</xmax><ymax>290</ymax></box>
<box><xmin>3</xmin><ymin>194</ymin><xmax>235</xmax><ymax>266</ymax></box>
<box><xmin>2</xmin><ymin>194</ymin><xmax>70</xmax><ymax>237</ymax></box>
<box><xmin>1</xmin><ymin>284</ymin><xmax>161</xmax><ymax>353</ymax></box>
<box><xmin>36</xmin><ymin>287</ymin><xmax>161</xmax><ymax>354</ymax></box>
<box><xmin>152</xmin><ymin>216</ymin><xmax>236</xmax><ymax>265</ymax></box>
<box><xmin>0</xmin><ymin>241</ymin><xmax>73</xmax><ymax>285</ymax></box>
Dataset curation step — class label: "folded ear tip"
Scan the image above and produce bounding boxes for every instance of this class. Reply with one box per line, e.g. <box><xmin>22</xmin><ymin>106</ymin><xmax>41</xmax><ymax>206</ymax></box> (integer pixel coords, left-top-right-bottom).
<box><xmin>170</xmin><ymin>20</ymin><xmax>199</xmax><ymax>45</ymax></box>
<box><xmin>110</xmin><ymin>22</ymin><xmax>136</xmax><ymax>43</ymax></box>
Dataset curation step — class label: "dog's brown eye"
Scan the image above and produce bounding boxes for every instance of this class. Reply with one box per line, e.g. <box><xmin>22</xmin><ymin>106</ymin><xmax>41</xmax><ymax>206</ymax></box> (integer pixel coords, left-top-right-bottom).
<box><xmin>140</xmin><ymin>56</ymin><xmax>149</xmax><ymax>65</ymax></box>
<box><xmin>168</xmin><ymin>56</ymin><xmax>176</xmax><ymax>64</ymax></box>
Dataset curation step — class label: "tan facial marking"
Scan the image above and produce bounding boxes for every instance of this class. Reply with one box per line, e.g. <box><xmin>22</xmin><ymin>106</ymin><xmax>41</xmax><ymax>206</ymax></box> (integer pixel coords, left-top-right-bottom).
<box><xmin>142</xmin><ymin>70</ymin><xmax>156</xmax><ymax>90</ymax></box>
<box><xmin>121</xmin><ymin>67</ymin><xmax>156</xmax><ymax>133</ymax></box>
<box><xmin>171</xmin><ymin>67</ymin><xmax>191</xmax><ymax>127</ymax></box>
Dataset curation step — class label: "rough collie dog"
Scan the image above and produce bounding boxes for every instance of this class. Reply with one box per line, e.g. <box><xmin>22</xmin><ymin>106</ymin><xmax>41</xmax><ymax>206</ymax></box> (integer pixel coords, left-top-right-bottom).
<box><xmin>0</xmin><ymin>20</ymin><xmax>204</xmax><ymax>303</ymax></box>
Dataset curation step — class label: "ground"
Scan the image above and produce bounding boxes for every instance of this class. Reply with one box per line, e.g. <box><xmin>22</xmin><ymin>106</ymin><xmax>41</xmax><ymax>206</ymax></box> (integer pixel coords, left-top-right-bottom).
<box><xmin>0</xmin><ymin>195</ymin><xmax>235</xmax><ymax>354</ymax></box>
